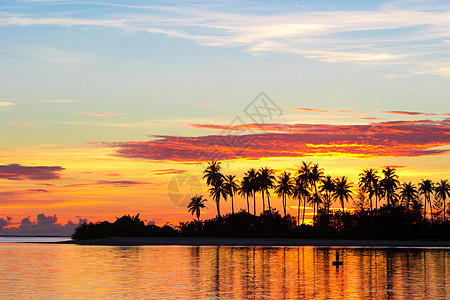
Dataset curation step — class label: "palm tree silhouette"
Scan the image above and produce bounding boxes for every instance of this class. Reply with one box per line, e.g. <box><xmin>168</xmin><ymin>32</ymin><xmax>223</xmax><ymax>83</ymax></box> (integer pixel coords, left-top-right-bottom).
<box><xmin>399</xmin><ymin>182</ymin><xmax>419</xmax><ymax>209</ymax></box>
<box><xmin>310</xmin><ymin>163</ymin><xmax>324</xmax><ymax>195</ymax></box>
<box><xmin>359</xmin><ymin>168</ymin><xmax>379</xmax><ymax>211</ymax></box>
<box><xmin>309</xmin><ymin>192</ymin><xmax>323</xmax><ymax>225</ymax></box>
<box><xmin>333</xmin><ymin>176</ymin><xmax>353</xmax><ymax>212</ymax></box>
<box><xmin>208</xmin><ymin>176</ymin><xmax>228</xmax><ymax>218</ymax></box>
<box><xmin>381</xmin><ymin>167</ymin><xmax>400</xmax><ymax>207</ymax></box>
<box><xmin>293</xmin><ymin>176</ymin><xmax>310</xmax><ymax>225</ymax></box>
<box><xmin>419</xmin><ymin>179</ymin><xmax>434</xmax><ymax>221</ymax></box>
<box><xmin>373</xmin><ymin>179</ymin><xmax>384</xmax><ymax>209</ymax></box>
<box><xmin>203</xmin><ymin>161</ymin><xmax>225</xmax><ymax>217</ymax></box>
<box><xmin>435</xmin><ymin>180</ymin><xmax>450</xmax><ymax>220</ymax></box>
<box><xmin>188</xmin><ymin>195</ymin><xmax>207</xmax><ymax>221</ymax></box>
<box><xmin>223</xmin><ymin>175</ymin><xmax>239</xmax><ymax>214</ymax></box>
<box><xmin>258</xmin><ymin>167</ymin><xmax>275</xmax><ymax>212</ymax></box>
<box><xmin>275</xmin><ymin>171</ymin><xmax>294</xmax><ymax>217</ymax></box>
<box><xmin>296</xmin><ymin>161</ymin><xmax>314</xmax><ymax>224</ymax></box>
<box><xmin>320</xmin><ymin>175</ymin><xmax>335</xmax><ymax>213</ymax></box>
<box><xmin>245</xmin><ymin>168</ymin><xmax>259</xmax><ymax>215</ymax></box>
<box><xmin>239</xmin><ymin>176</ymin><xmax>252</xmax><ymax>214</ymax></box>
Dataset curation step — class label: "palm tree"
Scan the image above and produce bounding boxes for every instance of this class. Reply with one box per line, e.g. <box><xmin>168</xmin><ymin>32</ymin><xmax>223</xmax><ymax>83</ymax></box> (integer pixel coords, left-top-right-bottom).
<box><xmin>239</xmin><ymin>176</ymin><xmax>252</xmax><ymax>213</ymax></box>
<box><xmin>308</xmin><ymin>192</ymin><xmax>323</xmax><ymax>225</ymax></box>
<box><xmin>293</xmin><ymin>176</ymin><xmax>310</xmax><ymax>225</ymax></box>
<box><xmin>223</xmin><ymin>175</ymin><xmax>239</xmax><ymax>214</ymax></box>
<box><xmin>296</xmin><ymin>161</ymin><xmax>314</xmax><ymax>223</ymax></box>
<box><xmin>399</xmin><ymin>182</ymin><xmax>419</xmax><ymax>209</ymax></box>
<box><xmin>320</xmin><ymin>175</ymin><xmax>335</xmax><ymax>213</ymax></box>
<box><xmin>381</xmin><ymin>167</ymin><xmax>400</xmax><ymax>207</ymax></box>
<box><xmin>310</xmin><ymin>163</ymin><xmax>324</xmax><ymax>195</ymax></box>
<box><xmin>435</xmin><ymin>180</ymin><xmax>450</xmax><ymax>220</ymax></box>
<box><xmin>258</xmin><ymin>167</ymin><xmax>275</xmax><ymax>212</ymax></box>
<box><xmin>419</xmin><ymin>179</ymin><xmax>434</xmax><ymax>220</ymax></box>
<box><xmin>245</xmin><ymin>168</ymin><xmax>259</xmax><ymax>215</ymax></box>
<box><xmin>359</xmin><ymin>168</ymin><xmax>379</xmax><ymax>211</ymax></box>
<box><xmin>333</xmin><ymin>176</ymin><xmax>353</xmax><ymax>212</ymax></box>
<box><xmin>275</xmin><ymin>172</ymin><xmax>294</xmax><ymax>217</ymax></box>
<box><xmin>203</xmin><ymin>161</ymin><xmax>225</xmax><ymax>217</ymax></box>
<box><xmin>203</xmin><ymin>161</ymin><xmax>223</xmax><ymax>186</ymax></box>
<box><xmin>187</xmin><ymin>195</ymin><xmax>207</xmax><ymax>221</ymax></box>
<box><xmin>208</xmin><ymin>176</ymin><xmax>228</xmax><ymax>218</ymax></box>
<box><xmin>373</xmin><ymin>178</ymin><xmax>384</xmax><ymax>210</ymax></box>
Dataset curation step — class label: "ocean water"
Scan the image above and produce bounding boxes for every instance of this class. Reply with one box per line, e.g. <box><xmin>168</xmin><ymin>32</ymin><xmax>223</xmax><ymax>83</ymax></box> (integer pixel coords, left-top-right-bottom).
<box><xmin>0</xmin><ymin>240</ymin><xmax>449</xmax><ymax>299</ymax></box>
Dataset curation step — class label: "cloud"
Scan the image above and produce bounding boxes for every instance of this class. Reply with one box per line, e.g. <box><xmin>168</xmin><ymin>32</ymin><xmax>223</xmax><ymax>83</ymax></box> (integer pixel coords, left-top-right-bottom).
<box><xmin>8</xmin><ymin>122</ymin><xmax>44</xmax><ymax>127</ymax></box>
<box><xmin>0</xmin><ymin>214</ymin><xmax>87</xmax><ymax>236</ymax></box>
<box><xmin>1</xmin><ymin>2</ymin><xmax>449</xmax><ymax>69</ymax></box>
<box><xmin>0</xmin><ymin>189</ymin><xmax>48</xmax><ymax>197</ymax></box>
<box><xmin>96</xmin><ymin>180</ymin><xmax>151</xmax><ymax>187</ymax></box>
<box><xmin>100</xmin><ymin>119</ymin><xmax>450</xmax><ymax>161</ymax></box>
<box><xmin>382</xmin><ymin>110</ymin><xmax>426</xmax><ymax>116</ymax></box>
<box><xmin>152</xmin><ymin>168</ymin><xmax>187</xmax><ymax>175</ymax></box>
<box><xmin>281</xmin><ymin>107</ymin><xmax>330</xmax><ymax>113</ymax></box>
<box><xmin>0</xmin><ymin>164</ymin><xmax>65</xmax><ymax>180</ymax></box>
<box><xmin>281</xmin><ymin>107</ymin><xmax>364</xmax><ymax>115</ymax></box>
<box><xmin>0</xmin><ymin>101</ymin><xmax>15</xmax><ymax>107</ymax></box>
<box><xmin>76</xmin><ymin>112</ymin><xmax>124</xmax><ymax>116</ymax></box>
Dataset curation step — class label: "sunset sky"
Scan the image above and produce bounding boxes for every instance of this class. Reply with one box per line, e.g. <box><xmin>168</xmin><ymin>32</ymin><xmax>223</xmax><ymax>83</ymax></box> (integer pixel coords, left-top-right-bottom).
<box><xmin>0</xmin><ymin>0</ymin><xmax>449</xmax><ymax>232</ymax></box>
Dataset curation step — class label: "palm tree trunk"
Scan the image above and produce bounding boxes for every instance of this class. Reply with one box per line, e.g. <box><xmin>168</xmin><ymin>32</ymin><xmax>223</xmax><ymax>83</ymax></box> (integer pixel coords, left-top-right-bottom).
<box><xmin>297</xmin><ymin>197</ymin><xmax>301</xmax><ymax>226</ymax></box>
<box><xmin>253</xmin><ymin>193</ymin><xmax>256</xmax><ymax>216</ymax></box>
<box><xmin>262</xmin><ymin>191</ymin><xmax>265</xmax><ymax>212</ymax></box>
<box><xmin>216</xmin><ymin>196</ymin><xmax>221</xmax><ymax>218</ymax></box>
<box><xmin>423</xmin><ymin>195</ymin><xmax>427</xmax><ymax>218</ymax></box>
<box><xmin>246</xmin><ymin>195</ymin><xmax>249</xmax><ymax>214</ymax></box>
<box><xmin>231</xmin><ymin>194</ymin><xmax>235</xmax><ymax>214</ymax></box>
<box><xmin>302</xmin><ymin>196</ymin><xmax>306</xmax><ymax>225</ymax></box>
<box><xmin>283</xmin><ymin>194</ymin><xmax>286</xmax><ymax>217</ymax></box>
<box><xmin>444</xmin><ymin>196</ymin><xmax>446</xmax><ymax>220</ymax></box>
<box><xmin>267</xmin><ymin>191</ymin><xmax>271</xmax><ymax>211</ymax></box>
<box><xmin>341</xmin><ymin>196</ymin><xmax>345</xmax><ymax>213</ymax></box>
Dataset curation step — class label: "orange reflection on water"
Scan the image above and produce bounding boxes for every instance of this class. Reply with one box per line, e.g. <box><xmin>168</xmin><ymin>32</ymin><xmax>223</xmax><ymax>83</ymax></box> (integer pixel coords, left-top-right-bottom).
<box><xmin>0</xmin><ymin>244</ymin><xmax>449</xmax><ymax>299</ymax></box>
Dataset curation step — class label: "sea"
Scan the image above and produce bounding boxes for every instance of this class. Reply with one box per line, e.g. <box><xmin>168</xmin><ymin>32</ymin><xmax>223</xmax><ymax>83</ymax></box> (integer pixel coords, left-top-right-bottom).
<box><xmin>1</xmin><ymin>236</ymin><xmax>449</xmax><ymax>299</ymax></box>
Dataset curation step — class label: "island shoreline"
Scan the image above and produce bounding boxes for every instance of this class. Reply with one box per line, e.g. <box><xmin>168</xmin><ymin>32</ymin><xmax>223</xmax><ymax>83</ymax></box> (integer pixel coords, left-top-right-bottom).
<box><xmin>58</xmin><ymin>237</ymin><xmax>450</xmax><ymax>247</ymax></box>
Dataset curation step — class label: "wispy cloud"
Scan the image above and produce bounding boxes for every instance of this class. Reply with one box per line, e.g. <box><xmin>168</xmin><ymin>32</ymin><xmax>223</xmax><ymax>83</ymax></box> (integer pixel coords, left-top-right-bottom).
<box><xmin>0</xmin><ymin>164</ymin><xmax>65</xmax><ymax>180</ymax></box>
<box><xmin>8</xmin><ymin>122</ymin><xmax>44</xmax><ymax>127</ymax></box>
<box><xmin>281</xmin><ymin>107</ymin><xmax>329</xmax><ymax>113</ymax></box>
<box><xmin>0</xmin><ymin>101</ymin><xmax>15</xmax><ymax>107</ymax></box>
<box><xmin>1</xmin><ymin>2</ymin><xmax>449</xmax><ymax>69</ymax></box>
<box><xmin>281</xmin><ymin>107</ymin><xmax>364</xmax><ymax>115</ymax></box>
<box><xmin>96</xmin><ymin>180</ymin><xmax>151</xmax><ymax>187</ymax></box>
<box><xmin>152</xmin><ymin>168</ymin><xmax>187</xmax><ymax>175</ymax></box>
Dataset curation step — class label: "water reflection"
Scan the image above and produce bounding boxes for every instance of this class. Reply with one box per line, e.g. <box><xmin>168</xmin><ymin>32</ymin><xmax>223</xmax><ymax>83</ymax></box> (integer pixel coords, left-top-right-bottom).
<box><xmin>0</xmin><ymin>244</ymin><xmax>449</xmax><ymax>299</ymax></box>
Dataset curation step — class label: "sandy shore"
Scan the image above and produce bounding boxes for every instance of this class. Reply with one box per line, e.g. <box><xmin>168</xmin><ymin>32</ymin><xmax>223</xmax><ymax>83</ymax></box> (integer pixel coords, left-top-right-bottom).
<box><xmin>61</xmin><ymin>237</ymin><xmax>450</xmax><ymax>247</ymax></box>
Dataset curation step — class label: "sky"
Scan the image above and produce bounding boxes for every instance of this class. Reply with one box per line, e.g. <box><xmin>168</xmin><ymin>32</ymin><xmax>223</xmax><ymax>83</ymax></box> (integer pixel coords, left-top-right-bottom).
<box><xmin>0</xmin><ymin>0</ymin><xmax>449</xmax><ymax>233</ymax></box>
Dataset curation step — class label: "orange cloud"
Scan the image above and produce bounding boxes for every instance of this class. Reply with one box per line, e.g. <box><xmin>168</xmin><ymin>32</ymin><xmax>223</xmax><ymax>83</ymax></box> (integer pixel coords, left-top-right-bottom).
<box><xmin>101</xmin><ymin>119</ymin><xmax>450</xmax><ymax>161</ymax></box>
<box><xmin>152</xmin><ymin>169</ymin><xmax>187</xmax><ymax>175</ymax></box>
<box><xmin>0</xmin><ymin>164</ymin><xmax>65</xmax><ymax>180</ymax></box>
<box><xmin>280</xmin><ymin>107</ymin><xmax>329</xmax><ymax>113</ymax></box>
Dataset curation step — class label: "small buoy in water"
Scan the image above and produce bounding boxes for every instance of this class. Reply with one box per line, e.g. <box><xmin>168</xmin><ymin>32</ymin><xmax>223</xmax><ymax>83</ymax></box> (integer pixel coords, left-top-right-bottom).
<box><xmin>332</xmin><ymin>250</ymin><xmax>343</xmax><ymax>266</ymax></box>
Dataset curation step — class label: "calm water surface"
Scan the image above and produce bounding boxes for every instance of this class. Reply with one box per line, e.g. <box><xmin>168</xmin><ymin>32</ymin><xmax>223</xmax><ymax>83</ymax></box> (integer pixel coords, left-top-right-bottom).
<box><xmin>1</xmin><ymin>241</ymin><xmax>449</xmax><ymax>299</ymax></box>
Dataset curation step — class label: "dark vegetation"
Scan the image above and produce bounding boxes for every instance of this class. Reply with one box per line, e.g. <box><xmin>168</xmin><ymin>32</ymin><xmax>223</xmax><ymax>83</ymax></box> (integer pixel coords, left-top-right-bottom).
<box><xmin>72</xmin><ymin>214</ymin><xmax>177</xmax><ymax>240</ymax></box>
<box><xmin>72</xmin><ymin>160</ymin><xmax>450</xmax><ymax>240</ymax></box>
